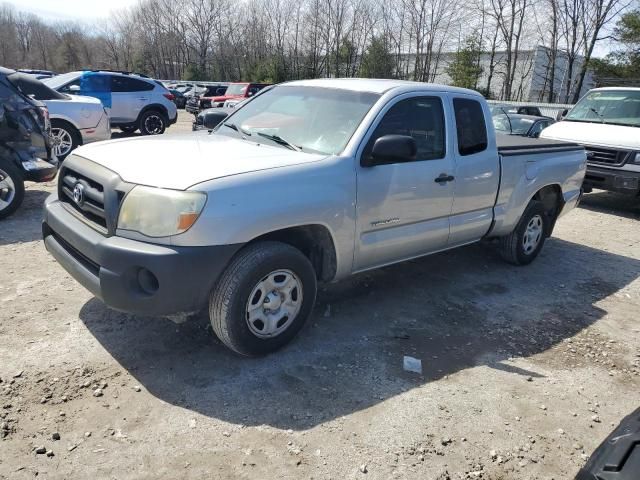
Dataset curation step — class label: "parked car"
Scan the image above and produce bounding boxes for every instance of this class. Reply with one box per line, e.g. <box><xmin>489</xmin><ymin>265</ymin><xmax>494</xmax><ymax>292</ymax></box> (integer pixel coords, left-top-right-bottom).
<box><xmin>541</xmin><ymin>87</ymin><xmax>640</xmax><ymax>196</ymax></box>
<box><xmin>542</xmin><ymin>87</ymin><xmax>640</xmax><ymax>197</ymax></box>
<box><xmin>44</xmin><ymin>70</ymin><xmax>177</xmax><ymax>135</ymax></box>
<box><xmin>18</xmin><ymin>69</ymin><xmax>57</xmax><ymax>80</ymax></box>
<box><xmin>43</xmin><ymin>79</ymin><xmax>585</xmax><ymax>356</ymax></box>
<box><xmin>187</xmin><ymin>82</ymin><xmax>270</xmax><ymax>115</ymax></box>
<box><xmin>0</xmin><ymin>67</ymin><xmax>57</xmax><ymax>219</ymax></box>
<box><xmin>169</xmin><ymin>89</ymin><xmax>187</xmax><ymax>109</ymax></box>
<box><xmin>16</xmin><ymin>74</ymin><xmax>111</xmax><ymax>160</ymax></box>
<box><xmin>185</xmin><ymin>84</ymin><xmax>229</xmax><ymax>114</ymax></box>
<box><xmin>490</xmin><ymin>104</ymin><xmax>544</xmax><ymax>117</ymax></box>
<box><xmin>493</xmin><ymin>113</ymin><xmax>555</xmax><ymax>138</ymax></box>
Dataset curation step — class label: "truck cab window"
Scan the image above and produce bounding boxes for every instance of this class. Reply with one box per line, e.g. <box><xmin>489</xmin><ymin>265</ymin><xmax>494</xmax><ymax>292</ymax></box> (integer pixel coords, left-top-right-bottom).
<box><xmin>453</xmin><ymin>98</ymin><xmax>487</xmax><ymax>156</ymax></box>
<box><xmin>364</xmin><ymin>96</ymin><xmax>445</xmax><ymax>163</ymax></box>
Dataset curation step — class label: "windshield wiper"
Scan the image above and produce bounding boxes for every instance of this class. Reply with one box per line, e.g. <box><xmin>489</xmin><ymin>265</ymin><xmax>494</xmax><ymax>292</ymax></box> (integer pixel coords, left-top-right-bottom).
<box><xmin>590</xmin><ymin>108</ymin><xmax>605</xmax><ymax>123</ymax></box>
<box><xmin>256</xmin><ymin>132</ymin><xmax>302</xmax><ymax>152</ymax></box>
<box><xmin>222</xmin><ymin>122</ymin><xmax>251</xmax><ymax>136</ymax></box>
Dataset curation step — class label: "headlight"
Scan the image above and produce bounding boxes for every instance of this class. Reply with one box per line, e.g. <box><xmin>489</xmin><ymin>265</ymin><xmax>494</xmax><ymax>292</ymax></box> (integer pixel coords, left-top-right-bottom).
<box><xmin>117</xmin><ymin>186</ymin><xmax>207</xmax><ymax>237</ymax></box>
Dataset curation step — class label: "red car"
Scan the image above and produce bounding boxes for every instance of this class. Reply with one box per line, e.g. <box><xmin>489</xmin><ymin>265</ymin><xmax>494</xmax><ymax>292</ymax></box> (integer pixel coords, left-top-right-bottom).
<box><xmin>198</xmin><ymin>82</ymin><xmax>270</xmax><ymax>110</ymax></box>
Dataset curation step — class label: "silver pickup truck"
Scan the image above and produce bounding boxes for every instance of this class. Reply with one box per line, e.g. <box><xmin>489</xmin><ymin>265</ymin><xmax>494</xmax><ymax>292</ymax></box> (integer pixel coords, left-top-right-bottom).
<box><xmin>43</xmin><ymin>79</ymin><xmax>586</xmax><ymax>356</ymax></box>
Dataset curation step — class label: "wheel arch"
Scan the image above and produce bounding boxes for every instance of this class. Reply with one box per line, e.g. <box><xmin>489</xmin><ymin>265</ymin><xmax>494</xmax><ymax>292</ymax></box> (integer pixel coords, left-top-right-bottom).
<box><xmin>246</xmin><ymin>224</ymin><xmax>338</xmax><ymax>283</ymax></box>
<box><xmin>530</xmin><ymin>183</ymin><xmax>564</xmax><ymax>237</ymax></box>
<box><xmin>50</xmin><ymin>117</ymin><xmax>83</xmax><ymax>145</ymax></box>
<box><xmin>137</xmin><ymin>103</ymin><xmax>169</xmax><ymax>122</ymax></box>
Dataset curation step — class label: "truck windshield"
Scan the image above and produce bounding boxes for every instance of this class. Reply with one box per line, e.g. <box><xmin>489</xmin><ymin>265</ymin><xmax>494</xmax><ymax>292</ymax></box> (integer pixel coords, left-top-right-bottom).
<box><xmin>565</xmin><ymin>90</ymin><xmax>640</xmax><ymax>127</ymax></box>
<box><xmin>217</xmin><ymin>85</ymin><xmax>381</xmax><ymax>155</ymax></box>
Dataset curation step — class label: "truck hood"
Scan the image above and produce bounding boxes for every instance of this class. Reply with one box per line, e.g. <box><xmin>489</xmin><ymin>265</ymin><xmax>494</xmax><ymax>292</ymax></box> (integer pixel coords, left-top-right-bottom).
<box><xmin>72</xmin><ymin>133</ymin><xmax>326</xmax><ymax>190</ymax></box>
<box><xmin>541</xmin><ymin>120</ymin><xmax>640</xmax><ymax>149</ymax></box>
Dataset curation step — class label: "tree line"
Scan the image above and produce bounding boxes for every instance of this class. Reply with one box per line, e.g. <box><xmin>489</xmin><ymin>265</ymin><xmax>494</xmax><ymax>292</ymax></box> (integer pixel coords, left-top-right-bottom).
<box><xmin>0</xmin><ymin>0</ymin><xmax>634</xmax><ymax>102</ymax></box>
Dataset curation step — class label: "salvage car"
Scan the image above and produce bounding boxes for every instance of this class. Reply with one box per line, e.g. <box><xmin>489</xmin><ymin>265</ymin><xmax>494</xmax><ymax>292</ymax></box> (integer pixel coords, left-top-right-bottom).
<box><xmin>185</xmin><ymin>84</ymin><xmax>228</xmax><ymax>115</ymax></box>
<box><xmin>15</xmin><ymin>76</ymin><xmax>111</xmax><ymax>160</ymax></box>
<box><xmin>187</xmin><ymin>82</ymin><xmax>269</xmax><ymax>115</ymax></box>
<box><xmin>0</xmin><ymin>67</ymin><xmax>57</xmax><ymax>219</ymax></box>
<box><xmin>542</xmin><ymin>87</ymin><xmax>640</xmax><ymax>197</ymax></box>
<box><xmin>493</xmin><ymin>114</ymin><xmax>555</xmax><ymax>138</ymax></box>
<box><xmin>43</xmin><ymin>79</ymin><xmax>586</xmax><ymax>356</ymax></box>
<box><xmin>44</xmin><ymin>70</ymin><xmax>177</xmax><ymax>135</ymax></box>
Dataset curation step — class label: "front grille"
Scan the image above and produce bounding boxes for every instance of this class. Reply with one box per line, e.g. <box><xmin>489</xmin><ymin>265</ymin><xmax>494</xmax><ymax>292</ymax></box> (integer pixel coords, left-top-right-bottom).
<box><xmin>584</xmin><ymin>146</ymin><xmax>629</xmax><ymax>166</ymax></box>
<box><xmin>59</xmin><ymin>167</ymin><xmax>108</xmax><ymax>231</ymax></box>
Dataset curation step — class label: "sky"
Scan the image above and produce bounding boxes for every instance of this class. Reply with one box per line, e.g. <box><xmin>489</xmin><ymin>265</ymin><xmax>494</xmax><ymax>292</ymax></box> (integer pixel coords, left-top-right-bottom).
<box><xmin>6</xmin><ymin>0</ymin><xmax>134</xmax><ymax>22</ymax></box>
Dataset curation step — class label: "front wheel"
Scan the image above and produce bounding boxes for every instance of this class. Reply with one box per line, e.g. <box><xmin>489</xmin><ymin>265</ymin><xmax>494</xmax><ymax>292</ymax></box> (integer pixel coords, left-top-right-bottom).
<box><xmin>0</xmin><ymin>160</ymin><xmax>25</xmax><ymax>220</ymax></box>
<box><xmin>138</xmin><ymin>110</ymin><xmax>167</xmax><ymax>135</ymax></box>
<box><xmin>209</xmin><ymin>241</ymin><xmax>317</xmax><ymax>356</ymax></box>
<box><xmin>498</xmin><ymin>200</ymin><xmax>550</xmax><ymax>265</ymax></box>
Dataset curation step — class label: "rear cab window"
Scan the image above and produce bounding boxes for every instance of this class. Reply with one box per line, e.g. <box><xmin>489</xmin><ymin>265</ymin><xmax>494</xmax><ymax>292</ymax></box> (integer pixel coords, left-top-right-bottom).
<box><xmin>453</xmin><ymin>98</ymin><xmax>488</xmax><ymax>156</ymax></box>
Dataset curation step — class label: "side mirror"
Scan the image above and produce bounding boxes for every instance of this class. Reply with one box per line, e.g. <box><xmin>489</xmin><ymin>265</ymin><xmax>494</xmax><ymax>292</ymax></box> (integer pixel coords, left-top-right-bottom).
<box><xmin>203</xmin><ymin>110</ymin><xmax>229</xmax><ymax>130</ymax></box>
<box><xmin>68</xmin><ymin>85</ymin><xmax>81</xmax><ymax>93</ymax></box>
<box><xmin>558</xmin><ymin>108</ymin><xmax>569</xmax><ymax>120</ymax></box>
<box><xmin>362</xmin><ymin>134</ymin><xmax>417</xmax><ymax>167</ymax></box>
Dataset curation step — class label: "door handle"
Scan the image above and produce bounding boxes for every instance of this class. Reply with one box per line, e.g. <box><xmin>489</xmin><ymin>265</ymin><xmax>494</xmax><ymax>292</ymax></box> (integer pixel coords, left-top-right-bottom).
<box><xmin>434</xmin><ymin>174</ymin><xmax>455</xmax><ymax>184</ymax></box>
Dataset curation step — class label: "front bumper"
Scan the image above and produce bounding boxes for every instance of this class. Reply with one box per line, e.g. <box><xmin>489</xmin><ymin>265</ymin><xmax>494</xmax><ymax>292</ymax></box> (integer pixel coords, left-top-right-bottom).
<box><xmin>584</xmin><ymin>165</ymin><xmax>640</xmax><ymax>195</ymax></box>
<box><xmin>42</xmin><ymin>193</ymin><xmax>242</xmax><ymax>316</ymax></box>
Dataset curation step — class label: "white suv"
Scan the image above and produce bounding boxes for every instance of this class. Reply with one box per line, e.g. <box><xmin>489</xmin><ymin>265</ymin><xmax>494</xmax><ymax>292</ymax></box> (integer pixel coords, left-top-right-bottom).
<box><xmin>44</xmin><ymin>70</ymin><xmax>178</xmax><ymax>135</ymax></box>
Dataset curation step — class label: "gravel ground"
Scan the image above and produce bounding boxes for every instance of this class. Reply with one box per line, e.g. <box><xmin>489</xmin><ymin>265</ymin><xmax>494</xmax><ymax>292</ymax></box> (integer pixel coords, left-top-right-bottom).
<box><xmin>1</xmin><ymin>112</ymin><xmax>639</xmax><ymax>479</ymax></box>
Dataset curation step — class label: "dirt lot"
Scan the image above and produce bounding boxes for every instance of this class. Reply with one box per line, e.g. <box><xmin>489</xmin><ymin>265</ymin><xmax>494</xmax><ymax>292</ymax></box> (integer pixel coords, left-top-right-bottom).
<box><xmin>1</xmin><ymin>113</ymin><xmax>639</xmax><ymax>479</ymax></box>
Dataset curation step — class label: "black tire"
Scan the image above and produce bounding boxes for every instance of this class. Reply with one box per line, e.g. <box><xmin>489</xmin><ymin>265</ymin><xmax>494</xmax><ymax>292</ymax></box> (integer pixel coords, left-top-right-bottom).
<box><xmin>50</xmin><ymin>120</ymin><xmax>81</xmax><ymax>161</ymax></box>
<box><xmin>0</xmin><ymin>159</ymin><xmax>25</xmax><ymax>220</ymax></box>
<box><xmin>119</xmin><ymin>125</ymin><xmax>138</xmax><ymax>134</ymax></box>
<box><xmin>498</xmin><ymin>200</ymin><xmax>550</xmax><ymax>265</ymax></box>
<box><xmin>138</xmin><ymin>110</ymin><xmax>167</xmax><ymax>135</ymax></box>
<box><xmin>209</xmin><ymin>241</ymin><xmax>317</xmax><ymax>356</ymax></box>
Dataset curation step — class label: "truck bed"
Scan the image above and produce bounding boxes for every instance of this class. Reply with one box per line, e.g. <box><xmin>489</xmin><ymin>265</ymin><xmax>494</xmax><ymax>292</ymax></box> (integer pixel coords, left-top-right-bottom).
<box><xmin>496</xmin><ymin>133</ymin><xmax>582</xmax><ymax>156</ymax></box>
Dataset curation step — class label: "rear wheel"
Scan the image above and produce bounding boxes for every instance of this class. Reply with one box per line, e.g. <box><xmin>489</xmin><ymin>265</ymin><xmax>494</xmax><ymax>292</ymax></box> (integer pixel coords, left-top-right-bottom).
<box><xmin>138</xmin><ymin>110</ymin><xmax>167</xmax><ymax>135</ymax></box>
<box><xmin>209</xmin><ymin>241</ymin><xmax>317</xmax><ymax>356</ymax></box>
<box><xmin>50</xmin><ymin>120</ymin><xmax>80</xmax><ymax>160</ymax></box>
<box><xmin>0</xmin><ymin>160</ymin><xmax>25</xmax><ymax>220</ymax></box>
<box><xmin>498</xmin><ymin>200</ymin><xmax>550</xmax><ymax>265</ymax></box>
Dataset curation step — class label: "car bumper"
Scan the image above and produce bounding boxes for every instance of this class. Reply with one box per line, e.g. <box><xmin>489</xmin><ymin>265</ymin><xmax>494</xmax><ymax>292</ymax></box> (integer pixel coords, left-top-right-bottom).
<box><xmin>23</xmin><ymin>158</ymin><xmax>58</xmax><ymax>183</ymax></box>
<box><xmin>42</xmin><ymin>193</ymin><xmax>242</xmax><ymax>316</ymax></box>
<box><xmin>79</xmin><ymin>113</ymin><xmax>111</xmax><ymax>145</ymax></box>
<box><xmin>584</xmin><ymin>165</ymin><xmax>640</xmax><ymax>195</ymax></box>
<box><xmin>185</xmin><ymin>104</ymin><xmax>200</xmax><ymax>115</ymax></box>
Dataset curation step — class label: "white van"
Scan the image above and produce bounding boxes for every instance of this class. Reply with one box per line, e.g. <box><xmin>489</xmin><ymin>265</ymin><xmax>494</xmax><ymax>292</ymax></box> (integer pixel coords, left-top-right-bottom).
<box><xmin>541</xmin><ymin>87</ymin><xmax>640</xmax><ymax>196</ymax></box>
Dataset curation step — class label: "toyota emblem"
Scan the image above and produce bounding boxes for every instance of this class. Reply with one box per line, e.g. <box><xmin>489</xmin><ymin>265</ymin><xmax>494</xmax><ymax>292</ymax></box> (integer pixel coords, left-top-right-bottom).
<box><xmin>73</xmin><ymin>183</ymin><xmax>85</xmax><ymax>205</ymax></box>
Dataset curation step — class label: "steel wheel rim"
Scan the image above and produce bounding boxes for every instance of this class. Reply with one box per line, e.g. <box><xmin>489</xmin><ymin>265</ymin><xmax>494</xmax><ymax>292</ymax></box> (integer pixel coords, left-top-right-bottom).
<box><xmin>144</xmin><ymin>115</ymin><xmax>164</xmax><ymax>134</ymax></box>
<box><xmin>51</xmin><ymin>128</ymin><xmax>73</xmax><ymax>157</ymax></box>
<box><xmin>0</xmin><ymin>168</ymin><xmax>16</xmax><ymax>212</ymax></box>
<box><xmin>245</xmin><ymin>269</ymin><xmax>303</xmax><ymax>338</ymax></box>
<box><xmin>523</xmin><ymin>214</ymin><xmax>543</xmax><ymax>254</ymax></box>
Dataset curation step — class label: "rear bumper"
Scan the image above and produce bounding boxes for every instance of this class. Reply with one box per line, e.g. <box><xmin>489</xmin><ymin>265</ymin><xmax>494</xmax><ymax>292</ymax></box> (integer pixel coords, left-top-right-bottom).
<box><xmin>584</xmin><ymin>165</ymin><xmax>640</xmax><ymax>195</ymax></box>
<box><xmin>23</xmin><ymin>159</ymin><xmax>58</xmax><ymax>183</ymax></box>
<box><xmin>185</xmin><ymin>103</ymin><xmax>200</xmax><ymax>115</ymax></box>
<box><xmin>79</xmin><ymin>113</ymin><xmax>111</xmax><ymax>145</ymax></box>
<box><xmin>43</xmin><ymin>193</ymin><xmax>242</xmax><ymax>316</ymax></box>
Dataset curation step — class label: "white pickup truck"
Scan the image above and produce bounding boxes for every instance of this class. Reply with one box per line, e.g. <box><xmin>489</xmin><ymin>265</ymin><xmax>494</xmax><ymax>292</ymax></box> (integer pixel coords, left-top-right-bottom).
<box><xmin>43</xmin><ymin>79</ymin><xmax>586</xmax><ymax>356</ymax></box>
<box><xmin>542</xmin><ymin>87</ymin><xmax>640</xmax><ymax>196</ymax></box>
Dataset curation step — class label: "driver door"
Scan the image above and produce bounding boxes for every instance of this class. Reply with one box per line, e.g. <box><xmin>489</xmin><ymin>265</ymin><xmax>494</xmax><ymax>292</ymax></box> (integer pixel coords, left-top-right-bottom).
<box><xmin>354</xmin><ymin>94</ymin><xmax>455</xmax><ymax>272</ymax></box>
